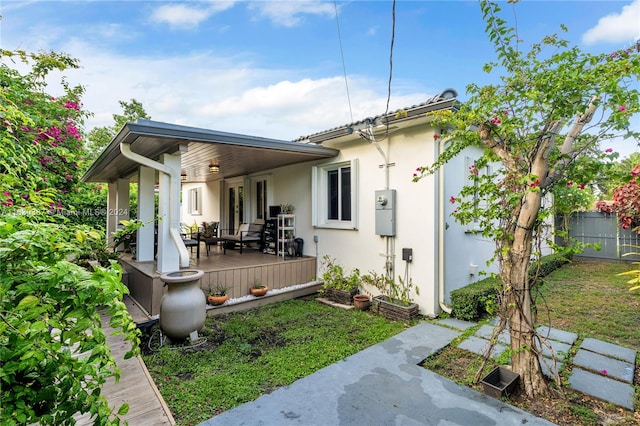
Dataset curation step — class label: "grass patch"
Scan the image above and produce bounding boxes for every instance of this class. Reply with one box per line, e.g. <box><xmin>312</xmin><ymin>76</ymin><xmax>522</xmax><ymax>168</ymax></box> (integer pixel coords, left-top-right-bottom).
<box><xmin>142</xmin><ymin>296</ymin><xmax>412</xmax><ymax>425</ymax></box>
<box><xmin>534</xmin><ymin>260</ymin><xmax>640</xmax><ymax>348</ymax></box>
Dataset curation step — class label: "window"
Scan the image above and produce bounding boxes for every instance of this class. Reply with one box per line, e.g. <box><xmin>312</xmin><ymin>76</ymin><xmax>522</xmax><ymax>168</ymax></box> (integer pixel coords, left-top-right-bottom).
<box><xmin>312</xmin><ymin>160</ymin><xmax>358</xmax><ymax>229</ymax></box>
<box><xmin>256</xmin><ymin>179</ymin><xmax>268</xmax><ymax>220</ymax></box>
<box><xmin>188</xmin><ymin>187</ymin><xmax>202</xmax><ymax>215</ymax></box>
<box><xmin>465</xmin><ymin>156</ymin><xmax>491</xmax><ymax>232</ymax></box>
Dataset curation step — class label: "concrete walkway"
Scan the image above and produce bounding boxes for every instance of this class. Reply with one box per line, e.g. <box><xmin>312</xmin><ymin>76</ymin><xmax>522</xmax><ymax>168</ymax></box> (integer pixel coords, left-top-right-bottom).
<box><xmin>200</xmin><ymin>319</ymin><xmax>637</xmax><ymax>425</ymax></box>
<box><xmin>448</xmin><ymin>318</ymin><xmax>637</xmax><ymax>410</ymax></box>
<box><xmin>201</xmin><ymin>322</ymin><xmax>555</xmax><ymax>425</ymax></box>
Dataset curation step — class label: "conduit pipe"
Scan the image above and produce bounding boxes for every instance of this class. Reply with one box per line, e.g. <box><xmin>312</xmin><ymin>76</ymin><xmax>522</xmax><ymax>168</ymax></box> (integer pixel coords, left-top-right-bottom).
<box><xmin>361</xmin><ymin>122</ymin><xmax>394</xmax><ymax>278</ymax></box>
<box><xmin>120</xmin><ymin>142</ymin><xmax>190</xmax><ymax>268</ymax></box>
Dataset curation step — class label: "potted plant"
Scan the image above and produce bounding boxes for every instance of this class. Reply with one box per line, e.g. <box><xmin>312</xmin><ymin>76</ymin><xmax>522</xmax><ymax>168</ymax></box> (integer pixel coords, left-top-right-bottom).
<box><xmin>352</xmin><ymin>294</ymin><xmax>371</xmax><ymax>310</ymax></box>
<box><xmin>207</xmin><ymin>283</ymin><xmax>229</xmax><ymax>306</ymax></box>
<box><xmin>320</xmin><ymin>255</ymin><xmax>360</xmax><ymax>305</ymax></box>
<box><xmin>280</xmin><ymin>203</ymin><xmax>295</xmax><ymax>214</ymax></box>
<box><xmin>361</xmin><ymin>272</ymin><xmax>420</xmax><ymax>321</ymax></box>
<box><xmin>201</xmin><ymin>221</ymin><xmax>213</xmax><ymax>238</ymax></box>
<box><xmin>250</xmin><ymin>283</ymin><xmax>268</xmax><ymax>297</ymax></box>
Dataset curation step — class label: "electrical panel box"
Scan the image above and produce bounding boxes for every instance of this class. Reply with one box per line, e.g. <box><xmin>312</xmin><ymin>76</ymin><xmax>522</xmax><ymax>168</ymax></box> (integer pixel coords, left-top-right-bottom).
<box><xmin>402</xmin><ymin>248</ymin><xmax>413</xmax><ymax>262</ymax></box>
<box><xmin>375</xmin><ymin>189</ymin><xmax>396</xmax><ymax>236</ymax></box>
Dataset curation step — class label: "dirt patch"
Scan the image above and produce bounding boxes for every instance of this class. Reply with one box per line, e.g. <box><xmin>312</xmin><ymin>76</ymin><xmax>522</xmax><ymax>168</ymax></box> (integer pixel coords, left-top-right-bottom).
<box><xmin>423</xmin><ymin>346</ymin><xmax>639</xmax><ymax>425</ymax></box>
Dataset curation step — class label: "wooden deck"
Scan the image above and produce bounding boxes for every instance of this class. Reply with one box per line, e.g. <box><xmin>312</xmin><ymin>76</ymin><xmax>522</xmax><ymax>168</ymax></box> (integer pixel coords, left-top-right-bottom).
<box><xmin>122</xmin><ymin>244</ymin><xmax>318</xmax><ymax>315</ymax></box>
<box><xmin>73</xmin><ymin>296</ymin><xmax>174</xmax><ymax>425</ymax></box>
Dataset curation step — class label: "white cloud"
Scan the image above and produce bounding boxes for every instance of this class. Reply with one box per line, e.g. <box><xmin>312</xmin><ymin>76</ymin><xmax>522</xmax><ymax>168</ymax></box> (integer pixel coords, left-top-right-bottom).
<box><xmin>248</xmin><ymin>0</ymin><xmax>335</xmax><ymax>27</ymax></box>
<box><xmin>582</xmin><ymin>0</ymin><xmax>640</xmax><ymax>45</ymax></box>
<box><xmin>34</xmin><ymin>38</ymin><xmax>427</xmax><ymax>140</ymax></box>
<box><xmin>150</xmin><ymin>1</ymin><xmax>235</xmax><ymax>29</ymax></box>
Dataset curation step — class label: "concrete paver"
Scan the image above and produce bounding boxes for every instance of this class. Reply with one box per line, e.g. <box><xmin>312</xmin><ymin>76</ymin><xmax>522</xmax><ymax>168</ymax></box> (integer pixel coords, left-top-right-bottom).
<box><xmin>573</xmin><ymin>349</ymin><xmax>635</xmax><ymax>384</ymax></box>
<box><xmin>536</xmin><ymin>326</ymin><xmax>578</xmax><ymax>345</ymax></box>
<box><xmin>437</xmin><ymin>317</ymin><xmax>476</xmax><ymax>331</ymax></box>
<box><xmin>475</xmin><ymin>324</ymin><xmax>510</xmax><ymax>344</ymax></box>
<box><xmin>580</xmin><ymin>337</ymin><xmax>637</xmax><ymax>364</ymax></box>
<box><xmin>539</xmin><ymin>339</ymin><xmax>572</xmax><ymax>360</ymax></box>
<box><xmin>458</xmin><ymin>335</ymin><xmax>508</xmax><ymax>359</ymax></box>
<box><xmin>569</xmin><ymin>367</ymin><xmax>635</xmax><ymax>410</ymax></box>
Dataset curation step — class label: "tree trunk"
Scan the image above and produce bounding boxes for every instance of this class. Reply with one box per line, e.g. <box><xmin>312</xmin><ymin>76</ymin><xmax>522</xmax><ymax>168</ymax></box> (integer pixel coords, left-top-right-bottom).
<box><xmin>502</xmin><ymin>190</ymin><xmax>550</xmax><ymax>398</ymax></box>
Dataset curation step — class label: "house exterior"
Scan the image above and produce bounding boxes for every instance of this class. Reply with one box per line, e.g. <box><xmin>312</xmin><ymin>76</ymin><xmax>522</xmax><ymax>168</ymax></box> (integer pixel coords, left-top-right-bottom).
<box><xmin>83</xmin><ymin>88</ymin><xmax>497</xmax><ymax>317</ymax></box>
<box><xmin>179</xmin><ymin>88</ymin><xmax>497</xmax><ymax>317</ymax></box>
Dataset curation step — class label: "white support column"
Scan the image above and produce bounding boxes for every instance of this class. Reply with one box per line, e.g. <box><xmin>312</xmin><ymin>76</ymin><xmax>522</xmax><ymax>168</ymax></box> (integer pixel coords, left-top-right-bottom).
<box><xmin>137</xmin><ymin>166</ymin><xmax>156</xmax><ymax>262</ymax></box>
<box><xmin>116</xmin><ymin>178</ymin><xmax>130</xmax><ymax>224</ymax></box>
<box><xmin>106</xmin><ymin>182</ymin><xmax>118</xmax><ymax>245</ymax></box>
<box><xmin>156</xmin><ymin>153</ymin><xmax>182</xmax><ymax>273</ymax></box>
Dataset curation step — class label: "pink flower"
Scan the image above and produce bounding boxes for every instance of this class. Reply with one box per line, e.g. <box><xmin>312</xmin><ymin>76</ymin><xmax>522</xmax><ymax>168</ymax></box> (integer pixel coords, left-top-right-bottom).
<box><xmin>412</xmin><ymin>173</ymin><xmax>417</xmax><ymax>177</ymax></box>
<box><xmin>63</xmin><ymin>100</ymin><xmax>79</xmax><ymax>110</ymax></box>
<box><xmin>566</xmin><ymin>181</ymin><xmax>574</xmax><ymax>187</ymax></box>
<box><xmin>579</xmin><ymin>183</ymin><xmax>585</xmax><ymax>190</ymax></box>
<box><xmin>630</xmin><ymin>165</ymin><xmax>640</xmax><ymax>177</ymax></box>
<box><xmin>416</xmin><ymin>167</ymin><xmax>421</xmax><ymax>172</ymax></box>
<box><xmin>433</xmin><ymin>134</ymin><xmax>441</xmax><ymax>140</ymax></box>
<box><xmin>618</xmin><ymin>106</ymin><xmax>626</xmax><ymax>111</ymax></box>
<box><xmin>453</xmin><ymin>209</ymin><xmax>458</xmax><ymax>214</ymax></box>
<box><xmin>605</xmin><ymin>148</ymin><xmax>613</xmax><ymax>153</ymax></box>
<box><xmin>450</xmin><ymin>196</ymin><xmax>456</xmax><ymax>204</ymax></box>
<box><xmin>96</xmin><ymin>185</ymin><xmax>102</xmax><ymax>190</ymax></box>
<box><xmin>601</xmin><ymin>369</ymin><xmax>608</xmax><ymax>375</ymax></box>
<box><xmin>530</xmin><ymin>179</ymin><xmax>540</xmax><ymax>188</ymax></box>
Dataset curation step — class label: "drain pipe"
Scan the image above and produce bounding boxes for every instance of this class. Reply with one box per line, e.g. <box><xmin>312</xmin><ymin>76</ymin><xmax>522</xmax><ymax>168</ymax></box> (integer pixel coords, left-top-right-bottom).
<box><xmin>437</xmin><ymin>135</ymin><xmax>452</xmax><ymax>314</ymax></box>
<box><xmin>120</xmin><ymin>143</ymin><xmax>190</xmax><ymax>268</ymax></box>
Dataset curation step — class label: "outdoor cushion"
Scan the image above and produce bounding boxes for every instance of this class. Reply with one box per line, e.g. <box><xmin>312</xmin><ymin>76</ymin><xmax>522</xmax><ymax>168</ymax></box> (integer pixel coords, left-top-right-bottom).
<box><xmin>220</xmin><ymin>223</ymin><xmax>263</xmax><ymax>254</ymax></box>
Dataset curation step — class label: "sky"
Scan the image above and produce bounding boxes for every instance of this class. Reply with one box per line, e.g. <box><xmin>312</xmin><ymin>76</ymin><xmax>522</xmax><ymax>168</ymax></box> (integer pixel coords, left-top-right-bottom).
<box><xmin>2</xmin><ymin>0</ymin><xmax>639</xmax><ymax>158</ymax></box>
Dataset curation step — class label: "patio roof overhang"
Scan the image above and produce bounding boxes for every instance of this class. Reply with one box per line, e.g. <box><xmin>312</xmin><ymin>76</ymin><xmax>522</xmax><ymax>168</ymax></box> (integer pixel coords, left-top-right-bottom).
<box><xmin>82</xmin><ymin>119</ymin><xmax>340</xmax><ymax>183</ymax></box>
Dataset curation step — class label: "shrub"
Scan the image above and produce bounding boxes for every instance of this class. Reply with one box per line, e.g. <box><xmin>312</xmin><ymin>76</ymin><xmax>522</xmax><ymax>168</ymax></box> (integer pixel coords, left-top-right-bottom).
<box><xmin>450</xmin><ymin>254</ymin><xmax>570</xmax><ymax>321</ymax></box>
<box><xmin>450</xmin><ymin>276</ymin><xmax>500</xmax><ymax>321</ymax></box>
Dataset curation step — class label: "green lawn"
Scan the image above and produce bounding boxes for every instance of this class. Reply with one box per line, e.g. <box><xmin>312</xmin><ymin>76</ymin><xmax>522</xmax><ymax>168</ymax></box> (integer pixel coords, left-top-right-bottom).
<box><xmin>142</xmin><ymin>297</ymin><xmax>413</xmax><ymax>425</ymax></box>
<box><xmin>534</xmin><ymin>259</ymin><xmax>639</xmax><ymax>349</ymax></box>
<box><xmin>142</xmin><ymin>260</ymin><xmax>639</xmax><ymax>425</ymax></box>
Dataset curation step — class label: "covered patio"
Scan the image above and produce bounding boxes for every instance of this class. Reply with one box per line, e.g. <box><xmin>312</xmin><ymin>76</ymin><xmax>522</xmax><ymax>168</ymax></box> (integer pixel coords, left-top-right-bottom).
<box><xmin>82</xmin><ymin>119</ymin><xmax>337</xmax><ymax>315</ymax></box>
<box><xmin>121</xmin><ymin>245</ymin><xmax>320</xmax><ymax>316</ymax></box>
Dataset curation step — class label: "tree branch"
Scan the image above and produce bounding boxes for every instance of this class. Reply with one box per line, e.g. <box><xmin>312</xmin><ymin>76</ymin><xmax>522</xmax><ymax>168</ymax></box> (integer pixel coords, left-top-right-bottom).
<box><xmin>545</xmin><ymin>95</ymin><xmax>600</xmax><ymax>185</ymax></box>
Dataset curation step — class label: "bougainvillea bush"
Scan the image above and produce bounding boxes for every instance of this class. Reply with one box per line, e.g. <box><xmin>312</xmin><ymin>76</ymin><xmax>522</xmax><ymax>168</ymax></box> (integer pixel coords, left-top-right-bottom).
<box><xmin>1</xmin><ymin>49</ymin><xmax>139</xmax><ymax>425</ymax></box>
<box><xmin>596</xmin><ymin>165</ymin><xmax>640</xmax><ymax>232</ymax></box>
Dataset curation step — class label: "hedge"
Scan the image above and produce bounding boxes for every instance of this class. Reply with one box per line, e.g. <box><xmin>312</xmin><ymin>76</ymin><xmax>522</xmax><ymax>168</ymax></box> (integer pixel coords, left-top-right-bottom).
<box><xmin>449</xmin><ymin>254</ymin><xmax>570</xmax><ymax>321</ymax></box>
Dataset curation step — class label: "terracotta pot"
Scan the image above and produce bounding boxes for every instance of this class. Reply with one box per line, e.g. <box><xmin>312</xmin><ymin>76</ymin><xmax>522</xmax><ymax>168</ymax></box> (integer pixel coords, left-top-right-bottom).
<box><xmin>353</xmin><ymin>294</ymin><xmax>371</xmax><ymax>310</ymax></box>
<box><xmin>207</xmin><ymin>294</ymin><xmax>228</xmax><ymax>306</ymax></box>
<box><xmin>250</xmin><ymin>286</ymin><xmax>268</xmax><ymax>297</ymax></box>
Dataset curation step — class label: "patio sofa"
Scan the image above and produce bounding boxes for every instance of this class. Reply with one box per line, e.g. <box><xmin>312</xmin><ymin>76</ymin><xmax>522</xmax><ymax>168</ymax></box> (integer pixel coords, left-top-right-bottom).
<box><xmin>220</xmin><ymin>223</ymin><xmax>264</xmax><ymax>254</ymax></box>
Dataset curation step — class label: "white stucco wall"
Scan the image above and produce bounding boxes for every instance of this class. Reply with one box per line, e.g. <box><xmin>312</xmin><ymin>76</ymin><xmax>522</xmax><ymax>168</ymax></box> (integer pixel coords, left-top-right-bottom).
<box><xmin>180</xmin><ymin>180</ymin><xmax>221</xmax><ymax>229</ymax></box>
<box><xmin>187</xmin><ymin>122</ymin><xmax>497</xmax><ymax>317</ymax></box>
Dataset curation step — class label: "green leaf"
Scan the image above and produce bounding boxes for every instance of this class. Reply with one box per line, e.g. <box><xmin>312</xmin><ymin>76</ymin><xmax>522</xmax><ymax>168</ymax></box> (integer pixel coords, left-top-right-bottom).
<box><xmin>16</xmin><ymin>295</ymin><xmax>39</xmax><ymax>309</ymax></box>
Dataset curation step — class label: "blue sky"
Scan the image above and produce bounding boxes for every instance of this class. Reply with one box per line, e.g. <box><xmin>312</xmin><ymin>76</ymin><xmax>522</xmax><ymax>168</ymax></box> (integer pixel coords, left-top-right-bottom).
<box><xmin>2</xmin><ymin>1</ymin><xmax>639</xmax><ymax>157</ymax></box>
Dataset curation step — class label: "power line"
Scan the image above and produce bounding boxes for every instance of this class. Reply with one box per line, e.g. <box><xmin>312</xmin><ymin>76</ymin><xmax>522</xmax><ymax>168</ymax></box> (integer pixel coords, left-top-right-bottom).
<box><xmin>334</xmin><ymin>0</ymin><xmax>353</xmax><ymax>124</ymax></box>
<box><xmin>384</xmin><ymin>0</ymin><xmax>396</xmax><ymax>122</ymax></box>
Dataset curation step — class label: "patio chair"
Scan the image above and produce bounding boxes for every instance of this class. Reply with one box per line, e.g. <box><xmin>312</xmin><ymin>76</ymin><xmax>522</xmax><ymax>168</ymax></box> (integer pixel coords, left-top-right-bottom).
<box><xmin>201</xmin><ymin>221</ymin><xmax>219</xmax><ymax>255</ymax></box>
<box><xmin>180</xmin><ymin>225</ymin><xmax>199</xmax><ymax>254</ymax></box>
<box><xmin>220</xmin><ymin>223</ymin><xmax>263</xmax><ymax>254</ymax></box>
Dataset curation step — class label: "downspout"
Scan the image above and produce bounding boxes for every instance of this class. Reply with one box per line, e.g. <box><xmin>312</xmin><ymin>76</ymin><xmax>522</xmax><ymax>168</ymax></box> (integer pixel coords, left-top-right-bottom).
<box><xmin>119</xmin><ymin>143</ymin><xmax>190</xmax><ymax>268</ymax></box>
<box><xmin>437</xmin><ymin>135</ymin><xmax>452</xmax><ymax>314</ymax></box>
